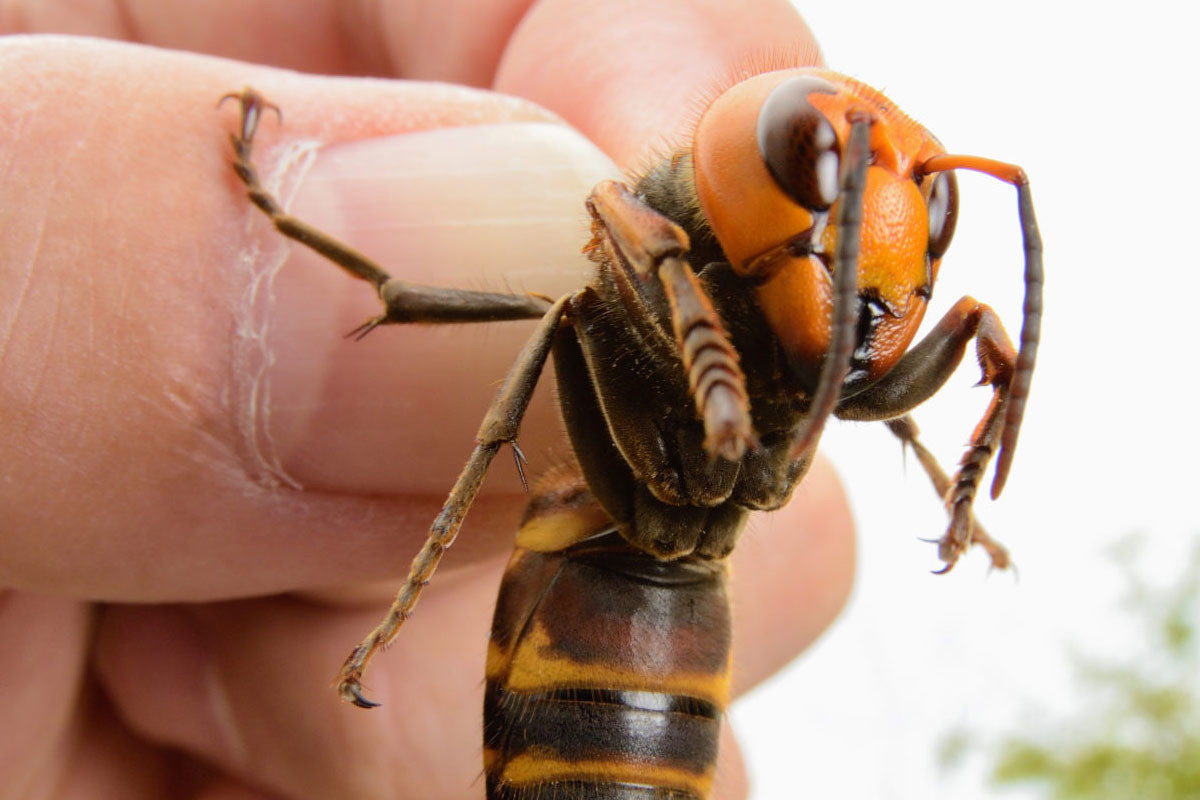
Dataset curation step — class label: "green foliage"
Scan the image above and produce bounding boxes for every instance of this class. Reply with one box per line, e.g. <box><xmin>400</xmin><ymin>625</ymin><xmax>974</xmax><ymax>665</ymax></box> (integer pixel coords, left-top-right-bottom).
<box><xmin>953</xmin><ymin>536</ymin><xmax>1200</xmax><ymax>799</ymax></box>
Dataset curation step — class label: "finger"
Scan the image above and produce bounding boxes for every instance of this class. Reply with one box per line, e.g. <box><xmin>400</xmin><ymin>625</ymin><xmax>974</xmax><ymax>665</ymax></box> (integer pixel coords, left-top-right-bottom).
<box><xmin>0</xmin><ymin>592</ymin><xmax>92</xmax><ymax>792</ymax></box>
<box><xmin>731</xmin><ymin>457</ymin><xmax>856</xmax><ymax>695</ymax></box>
<box><xmin>94</xmin><ymin>460</ymin><xmax>852</xmax><ymax>797</ymax></box>
<box><xmin>195</xmin><ymin>781</ymin><xmax>284</xmax><ymax>800</ymax></box>
<box><xmin>0</xmin><ymin>591</ymin><xmax>179</xmax><ymax>797</ymax></box>
<box><xmin>0</xmin><ymin>37</ymin><xmax>610</xmax><ymax>601</ymax></box>
<box><xmin>495</xmin><ymin>0</ymin><xmax>822</xmax><ymax>169</ymax></box>
<box><xmin>96</xmin><ymin>560</ymin><xmax>504</xmax><ymax>800</ymax></box>
<box><xmin>0</xmin><ymin>0</ymin><xmax>537</xmax><ymax>84</ymax></box>
<box><xmin>713</xmin><ymin>723</ymin><xmax>749</xmax><ymax>800</ymax></box>
<box><xmin>54</xmin><ymin>689</ymin><xmax>184</xmax><ymax>800</ymax></box>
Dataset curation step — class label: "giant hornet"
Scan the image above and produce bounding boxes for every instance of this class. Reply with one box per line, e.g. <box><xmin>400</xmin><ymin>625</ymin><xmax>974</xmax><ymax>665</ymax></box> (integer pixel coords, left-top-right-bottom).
<box><xmin>220</xmin><ymin>63</ymin><xmax>1041</xmax><ymax>799</ymax></box>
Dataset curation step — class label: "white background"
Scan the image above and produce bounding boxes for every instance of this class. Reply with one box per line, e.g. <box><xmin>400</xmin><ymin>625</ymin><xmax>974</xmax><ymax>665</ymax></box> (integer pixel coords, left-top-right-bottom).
<box><xmin>733</xmin><ymin>2</ymin><xmax>1200</xmax><ymax>797</ymax></box>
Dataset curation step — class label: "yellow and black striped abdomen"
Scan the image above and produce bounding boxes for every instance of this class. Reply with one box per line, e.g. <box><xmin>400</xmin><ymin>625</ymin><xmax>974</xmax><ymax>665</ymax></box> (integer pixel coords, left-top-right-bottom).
<box><xmin>484</xmin><ymin>476</ymin><xmax>732</xmax><ymax>799</ymax></box>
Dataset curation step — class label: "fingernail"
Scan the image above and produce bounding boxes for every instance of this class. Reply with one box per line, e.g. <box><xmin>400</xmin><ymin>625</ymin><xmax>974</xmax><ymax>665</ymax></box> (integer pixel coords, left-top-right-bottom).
<box><xmin>254</xmin><ymin>123</ymin><xmax>619</xmax><ymax>495</ymax></box>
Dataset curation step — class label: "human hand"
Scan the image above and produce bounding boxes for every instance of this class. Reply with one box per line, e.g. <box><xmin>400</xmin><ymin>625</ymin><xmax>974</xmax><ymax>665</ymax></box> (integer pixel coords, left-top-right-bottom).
<box><xmin>0</xmin><ymin>2</ymin><xmax>854</xmax><ymax>798</ymax></box>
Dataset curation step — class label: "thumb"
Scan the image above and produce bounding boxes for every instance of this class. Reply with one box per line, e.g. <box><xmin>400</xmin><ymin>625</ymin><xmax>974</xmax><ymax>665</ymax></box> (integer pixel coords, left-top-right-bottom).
<box><xmin>0</xmin><ymin>36</ymin><xmax>616</xmax><ymax>601</ymax></box>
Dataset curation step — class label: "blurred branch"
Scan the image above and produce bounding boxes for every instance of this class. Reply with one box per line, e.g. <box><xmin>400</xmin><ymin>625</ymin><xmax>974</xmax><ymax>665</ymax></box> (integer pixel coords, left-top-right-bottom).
<box><xmin>945</xmin><ymin>535</ymin><xmax>1200</xmax><ymax>799</ymax></box>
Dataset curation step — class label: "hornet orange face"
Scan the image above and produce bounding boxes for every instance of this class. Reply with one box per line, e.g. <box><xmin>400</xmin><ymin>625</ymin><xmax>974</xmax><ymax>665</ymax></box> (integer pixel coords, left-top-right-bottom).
<box><xmin>693</xmin><ymin>68</ymin><xmax>959</xmax><ymax>389</ymax></box>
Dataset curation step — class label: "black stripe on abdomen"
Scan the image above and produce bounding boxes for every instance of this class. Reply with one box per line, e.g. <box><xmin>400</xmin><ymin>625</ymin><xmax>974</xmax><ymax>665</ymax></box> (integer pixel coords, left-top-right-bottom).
<box><xmin>484</xmin><ymin>683</ymin><xmax>719</xmax><ymax>799</ymax></box>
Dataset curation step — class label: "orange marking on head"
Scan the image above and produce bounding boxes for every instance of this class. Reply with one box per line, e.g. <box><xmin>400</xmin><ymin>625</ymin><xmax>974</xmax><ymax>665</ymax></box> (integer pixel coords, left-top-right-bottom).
<box><xmin>693</xmin><ymin>70</ymin><xmax>816</xmax><ymax>273</ymax></box>
<box><xmin>692</xmin><ymin>68</ymin><xmax>950</xmax><ymax>376</ymax></box>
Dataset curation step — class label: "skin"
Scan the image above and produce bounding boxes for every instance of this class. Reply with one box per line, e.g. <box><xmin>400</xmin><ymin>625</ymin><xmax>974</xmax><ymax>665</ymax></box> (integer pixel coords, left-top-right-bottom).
<box><xmin>0</xmin><ymin>2</ymin><xmax>855</xmax><ymax>798</ymax></box>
